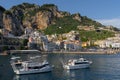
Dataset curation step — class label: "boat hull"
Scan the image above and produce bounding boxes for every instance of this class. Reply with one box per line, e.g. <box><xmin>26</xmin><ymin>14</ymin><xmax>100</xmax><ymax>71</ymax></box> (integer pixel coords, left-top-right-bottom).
<box><xmin>11</xmin><ymin>62</ymin><xmax>53</xmax><ymax>75</ymax></box>
<box><xmin>15</xmin><ymin>66</ymin><xmax>52</xmax><ymax>75</ymax></box>
<box><xmin>63</xmin><ymin>63</ymin><xmax>90</xmax><ymax>69</ymax></box>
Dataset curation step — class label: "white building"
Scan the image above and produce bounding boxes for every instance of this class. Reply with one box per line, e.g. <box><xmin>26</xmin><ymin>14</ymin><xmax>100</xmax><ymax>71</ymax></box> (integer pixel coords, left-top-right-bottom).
<box><xmin>105</xmin><ymin>40</ymin><xmax>113</xmax><ymax>48</ymax></box>
<box><xmin>64</xmin><ymin>40</ymin><xmax>81</xmax><ymax>51</ymax></box>
<box><xmin>111</xmin><ymin>43</ymin><xmax>120</xmax><ymax>48</ymax></box>
<box><xmin>99</xmin><ymin>39</ymin><xmax>120</xmax><ymax>48</ymax></box>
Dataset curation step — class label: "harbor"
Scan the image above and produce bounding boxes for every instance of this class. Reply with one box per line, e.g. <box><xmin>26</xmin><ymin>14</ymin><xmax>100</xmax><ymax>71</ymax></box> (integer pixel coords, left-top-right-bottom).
<box><xmin>0</xmin><ymin>0</ymin><xmax>120</xmax><ymax>80</ymax></box>
<box><xmin>0</xmin><ymin>48</ymin><xmax>120</xmax><ymax>56</ymax></box>
<box><xmin>0</xmin><ymin>53</ymin><xmax>120</xmax><ymax>80</ymax></box>
<box><xmin>52</xmin><ymin>49</ymin><xmax>120</xmax><ymax>54</ymax></box>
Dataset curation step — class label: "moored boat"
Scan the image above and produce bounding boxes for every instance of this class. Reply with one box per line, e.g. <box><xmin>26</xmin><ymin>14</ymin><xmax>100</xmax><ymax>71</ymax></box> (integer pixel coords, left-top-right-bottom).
<box><xmin>10</xmin><ymin>56</ymin><xmax>53</xmax><ymax>75</ymax></box>
<box><xmin>63</xmin><ymin>57</ymin><xmax>92</xmax><ymax>69</ymax></box>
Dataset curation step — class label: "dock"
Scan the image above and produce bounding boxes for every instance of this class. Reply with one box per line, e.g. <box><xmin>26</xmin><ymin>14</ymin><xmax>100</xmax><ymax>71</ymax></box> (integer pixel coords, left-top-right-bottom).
<box><xmin>0</xmin><ymin>49</ymin><xmax>120</xmax><ymax>55</ymax></box>
<box><xmin>10</xmin><ymin>50</ymin><xmax>41</xmax><ymax>55</ymax></box>
<box><xmin>52</xmin><ymin>49</ymin><xmax>120</xmax><ymax>54</ymax></box>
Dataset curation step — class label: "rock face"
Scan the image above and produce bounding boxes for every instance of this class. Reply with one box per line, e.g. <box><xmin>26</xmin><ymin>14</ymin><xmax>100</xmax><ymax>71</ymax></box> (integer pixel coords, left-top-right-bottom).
<box><xmin>0</xmin><ymin>11</ymin><xmax>3</xmax><ymax>28</ymax></box>
<box><xmin>3</xmin><ymin>13</ymin><xmax>24</xmax><ymax>36</ymax></box>
<box><xmin>0</xmin><ymin>6</ymin><xmax>5</xmax><ymax>28</ymax></box>
<box><xmin>72</xmin><ymin>13</ymin><xmax>81</xmax><ymax>22</ymax></box>
<box><xmin>0</xmin><ymin>3</ymin><xmax>105</xmax><ymax>36</ymax></box>
<box><xmin>35</xmin><ymin>11</ymin><xmax>52</xmax><ymax>29</ymax></box>
<box><xmin>21</xmin><ymin>3</ymin><xmax>71</xmax><ymax>30</ymax></box>
<box><xmin>1</xmin><ymin>3</ymin><xmax>75</xmax><ymax>36</ymax></box>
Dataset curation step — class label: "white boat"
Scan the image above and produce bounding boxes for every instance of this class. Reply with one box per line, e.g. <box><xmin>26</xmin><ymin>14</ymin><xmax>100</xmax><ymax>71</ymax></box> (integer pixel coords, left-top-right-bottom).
<box><xmin>29</xmin><ymin>55</ymin><xmax>41</xmax><ymax>59</ymax></box>
<box><xmin>11</xmin><ymin>56</ymin><xmax>53</xmax><ymax>75</ymax></box>
<box><xmin>63</xmin><ymin>58</ymin><xmax>92</xmax><ymax>69</ymax></box>
<box><xmin>11</xmin><ymin>56</ymin><xmax>20</xmax><ymax>60</ymax></box>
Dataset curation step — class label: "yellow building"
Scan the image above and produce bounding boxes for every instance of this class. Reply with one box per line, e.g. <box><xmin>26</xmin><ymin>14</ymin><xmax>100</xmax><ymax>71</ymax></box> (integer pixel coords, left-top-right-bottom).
<box><xmin>81</xmin><ymin>42</ymin><xmax>88</xmax><ymax>47</ymax></box>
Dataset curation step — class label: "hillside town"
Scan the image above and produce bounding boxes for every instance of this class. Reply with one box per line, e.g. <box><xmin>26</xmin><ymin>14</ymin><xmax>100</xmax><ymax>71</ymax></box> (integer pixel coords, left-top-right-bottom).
<box><xmin>1</xmin><ymin>1</ymin><xmax>120</xmax><ymax>80</ymax></box>
<box><xmin>0</xmin><ymin>26</ymin><xmax>120</xmax><ymax>54</ymax></box>
<box><xmin>0</xmin><ymin>3</ymin><xmax>120</xmax><ymax>54</ymax></box>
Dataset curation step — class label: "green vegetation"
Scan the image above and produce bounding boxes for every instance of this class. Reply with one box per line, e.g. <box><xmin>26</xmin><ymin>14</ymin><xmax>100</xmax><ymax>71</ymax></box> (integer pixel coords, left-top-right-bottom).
<box><xmin>9</xmin><ymin>3</ymin><xmax>57</xmax><ymax>20</ymax></box>
<box><xmin>41</xmin><ymin>4</ymin><xmax>56</xmax><ymax>8</ymax></box>
<box><xmin>112</xmin><ymin>27</ymin><xmax>120</xmax><ymax>31</ymax></box>
<box><xmin>28</xmin><ymin>8</ymin><xmax>51</xmax><ymax>17</ymax></box>
<box><xmin>44</xmin><ymin>16</ymin><xmax>80</xmax><ymax>34</ymax></box>
<box><xmin>72</xmin><ymin>13</ymin><xmax>81</xmax><ymax>17</ymax></box>
<box><xmin>20</xmin><ymin>39</ymin><xmax>28</xmax><ymax>46</ymax></box>
<box><xmin>44</xmin><ymin>14</ymin><xmax>115</xmax><ymax>41</ymax></box>
<box><xmin>4</xmin><ymin>10</ymin><xmax>12</xmax><ymax>16</ymax></box>
<box><xmin>62</xmin><ymin>11</ymin><xmax>69</xmax><ymax>15</ymax></box>
<box><xmin>2</xmin><ymin>3</ymin><xmax>117</xmax><ymax>42</ymax></box>
<box><xmin>11</xmin><ymin>3</ymin><xmax>38</xmax><ymax>19</ymax></box>
<box><xmin>2</xmin><ymin>46</ymin><xmax>9</xmax><ymax>51</ymax></box>
<box><xmin>27</xmin><ymin>4</ymin><xmax>54</xmax><ymax>17</ymax></box>
<box><xmin>79</xmin><ymin>30</ymin><xmax>115</xmax><ymax>42</ymax></box>
<box><xmin>0</xmin><ymin>6</ymin><xmax>5</xmax><ymax>12</ymax></box>
<box><xmin>38</xmin><ymin>7</ymin><xmax>51</xmax><ymax>12</ymax></box>
<box><xmin>19</xmin><ymin>46</ymin><xmax>26</xmax><ymax>50</ymax></box>
<box><xmin>25</xmin><ymin>4</ymin><xmax>56</xmax><ymax>17</ymax></box>
<box><xmin>22</xmin><ymin>3</ymin><xmax>36</xmax><ymax>8</ymax></box>
<box><xmin>80</xmin><ymin>16</ymin><xmax>104</xmax><ymax>28</ymax></box>
<box><xmin>27</xmin><ymin>10</ymin><xmax>37</xmax><ymax>16</ymax></box>
<box><xmin>12</xmin><ymin>3</ymin><xmax>36</xmax><ymax>10</ymax></box>
<box><xmin>18</xmin><ymin>15</ymin><xmax>25</xmax><ymax>21</ymax></box>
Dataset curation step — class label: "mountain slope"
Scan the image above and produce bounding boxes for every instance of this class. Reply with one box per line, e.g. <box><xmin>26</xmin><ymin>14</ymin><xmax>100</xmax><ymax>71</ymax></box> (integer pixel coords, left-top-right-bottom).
<box><xmin>0</xmin><ymin>3</ymin><xmax>118</xmax><ymax>36</ymax></box>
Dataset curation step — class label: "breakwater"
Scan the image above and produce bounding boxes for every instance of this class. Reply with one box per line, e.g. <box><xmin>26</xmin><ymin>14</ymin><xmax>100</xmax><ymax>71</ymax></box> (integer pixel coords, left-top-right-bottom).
<box><xmin>0</xmin><ymin>49</ymin><xmax>120</xmax><ymax>55</ymax></box>
<box><xmin>51</xmin><ymin>49</ymin><xmax>120</xmax><ymax>54</ymax></box>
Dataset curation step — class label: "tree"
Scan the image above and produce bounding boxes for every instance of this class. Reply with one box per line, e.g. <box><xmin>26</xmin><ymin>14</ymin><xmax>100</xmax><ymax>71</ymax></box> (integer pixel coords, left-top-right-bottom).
<box><xmin>2</xmin><ymin>46</ymin><xmax>9</xmax><ymax>51</ymax></box>
<box><xmin>20</xmin><ymin>39</ymin><xmax>28</xmax><ymax>46</ymax></box>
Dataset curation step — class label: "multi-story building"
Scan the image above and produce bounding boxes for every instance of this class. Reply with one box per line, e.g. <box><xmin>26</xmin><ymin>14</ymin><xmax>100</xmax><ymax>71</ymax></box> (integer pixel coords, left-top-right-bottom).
<box><xmin>96</xmin><ymin>35</ymin><xmax>120</xmax><ymax>48</ymax></box>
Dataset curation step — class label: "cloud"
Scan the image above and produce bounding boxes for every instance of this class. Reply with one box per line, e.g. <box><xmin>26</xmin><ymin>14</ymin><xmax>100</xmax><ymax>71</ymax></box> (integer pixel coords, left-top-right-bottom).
<box><xmin>96</xmin><ymin>18</ymin><xmax>120</xmax><ymax>28</ymax></box>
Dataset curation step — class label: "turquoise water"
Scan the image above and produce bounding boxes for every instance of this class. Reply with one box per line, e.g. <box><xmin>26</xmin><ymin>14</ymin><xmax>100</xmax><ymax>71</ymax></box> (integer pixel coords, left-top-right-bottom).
<box><xmin>0</xmin><ymin>53</ymin><xmax>120</xmax><ymax>80</ymax></box>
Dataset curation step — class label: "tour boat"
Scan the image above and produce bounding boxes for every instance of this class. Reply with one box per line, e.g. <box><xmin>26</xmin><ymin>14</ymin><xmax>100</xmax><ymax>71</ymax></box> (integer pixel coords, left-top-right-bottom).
<box><xmin>63</xmin><ymin>58</ymin><xmax>92</xmax><ymax>69</ymax></box>
<box><xmin>11</xmin><ymin>56</ymin><xmax>20</xmax><ymax>60</ymax></box>
<box><xmin>10</xmin><ymin>56</ymin><xmax>53</xmax><ymax>75</ymax></box>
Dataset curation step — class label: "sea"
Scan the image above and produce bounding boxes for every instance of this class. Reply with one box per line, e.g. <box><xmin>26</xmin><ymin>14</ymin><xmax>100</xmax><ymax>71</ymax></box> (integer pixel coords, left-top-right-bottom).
<box><xmin>0</xmin><ymin>53</ymin><xmax>120</xmax><ymax>80</ymax></box>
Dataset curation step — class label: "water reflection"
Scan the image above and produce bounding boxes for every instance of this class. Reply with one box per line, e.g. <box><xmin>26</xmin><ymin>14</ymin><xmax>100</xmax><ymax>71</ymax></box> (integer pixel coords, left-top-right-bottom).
<box><xmin>13</xmin><ymin>72</ymin><xmax>53</xmax><ymax>80</ymax></box>
<box><xmin>61</xmin><ymin>69</ymin><xmax>91</xmax><ymax>80</ymax></box>
<box><xmin>1</xmin><ymin>53</ymin><xmax>120</xmax><ymax>80</ymax></box>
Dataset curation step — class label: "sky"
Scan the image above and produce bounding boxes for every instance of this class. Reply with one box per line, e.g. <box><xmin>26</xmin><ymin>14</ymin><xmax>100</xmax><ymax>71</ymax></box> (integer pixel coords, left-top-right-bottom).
<box><xmin>0</xmin><ymin>0</ymin><xmax>120</xmax><ymax>28</ymax></box>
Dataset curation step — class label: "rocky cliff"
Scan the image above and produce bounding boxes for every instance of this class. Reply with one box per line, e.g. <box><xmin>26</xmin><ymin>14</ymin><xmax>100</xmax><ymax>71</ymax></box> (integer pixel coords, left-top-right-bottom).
<box><xmin>0</xmin><ymin>3</ymin><xmax>74</xmax><ymax>36</ymax></box>
<box><xmin>0</xmin><ymin>6</ymin><xmax>5</xmax><ymax>28</ymax></box>
<box><xmin>0</xmin><ymin>3</ymin><xmax>111</xmax><ymax>36</ymax></box>
<box><xmin>3</xmin><ymin>12</ymin><xmax>24</xmax><ymax>36</ymax></box>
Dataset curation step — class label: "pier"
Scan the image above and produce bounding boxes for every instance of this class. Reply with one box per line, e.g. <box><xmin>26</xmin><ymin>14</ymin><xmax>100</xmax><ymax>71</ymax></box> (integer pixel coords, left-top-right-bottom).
<box><xmin>52</xmin><ymin>49</ymin><xmax>120</xmax><ymax>54</ymax></box>
<box><xmin>0</xmin><ymin>48</ymin><xmax>120</xmax><ymax>55</ymax></box>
